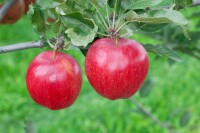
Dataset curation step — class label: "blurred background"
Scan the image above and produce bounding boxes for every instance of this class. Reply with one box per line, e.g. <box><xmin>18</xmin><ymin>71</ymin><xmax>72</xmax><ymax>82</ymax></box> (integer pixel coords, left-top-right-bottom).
<box><xmin>0</xmin><ymin>4</ymin><xmax>200</xmax><ymax>133</ymax></box>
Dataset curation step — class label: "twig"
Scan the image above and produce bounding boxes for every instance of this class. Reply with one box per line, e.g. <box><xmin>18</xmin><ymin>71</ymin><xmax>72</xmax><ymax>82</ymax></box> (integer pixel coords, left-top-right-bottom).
<box><xmin>0</xmin><ymin>0</ymin><xmax>16</xmax><ymax>21</ymax></box>
<box><xmin>177</xmin><ymin>0</ymin><xmax>200</xmax><ymax>9</ymax></box>
<box><xmin>129</xmin><ymin>98</ymin><xmax>176</xmax><ymax>133</ymax></box>
<box><xmin>0</xmin><ymin>40</ymin><xmax>45</xmax><ymax>54</ymax></box>
<box><xmin>190</xmin><ymin>0</ymin><xmax>200</xmax><ymax>7</ymax></box>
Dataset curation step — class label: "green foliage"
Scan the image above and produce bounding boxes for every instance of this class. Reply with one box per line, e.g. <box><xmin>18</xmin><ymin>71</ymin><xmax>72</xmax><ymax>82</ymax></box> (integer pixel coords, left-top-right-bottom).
<box><xmin>26</xmin><ymin>0</ymin><xmax>191</xmax><ymax>62</ymax></box>
<box><xmin>62</xmin><ymin>12</ymin><xmax>95</xmax><ymax>36</ymax></box>
<box><xmin>28</xmin><ymin>4</ymin><xmax>48</xmax><ymax>35</ymax></box>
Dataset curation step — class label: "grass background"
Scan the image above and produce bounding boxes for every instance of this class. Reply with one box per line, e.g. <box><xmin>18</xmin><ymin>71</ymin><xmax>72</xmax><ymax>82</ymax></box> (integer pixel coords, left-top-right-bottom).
<box><xmin>0</xmin><ymin>8</ymin><xmax>200</xmax><ymax>133</ymax></box>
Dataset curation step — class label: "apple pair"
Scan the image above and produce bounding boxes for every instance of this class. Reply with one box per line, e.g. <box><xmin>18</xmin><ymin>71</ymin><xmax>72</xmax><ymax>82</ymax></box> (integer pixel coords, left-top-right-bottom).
<box><xmin>26</xmin><ymin>38</ymin><xmax>149</xmax><ymax>110</ymax></box>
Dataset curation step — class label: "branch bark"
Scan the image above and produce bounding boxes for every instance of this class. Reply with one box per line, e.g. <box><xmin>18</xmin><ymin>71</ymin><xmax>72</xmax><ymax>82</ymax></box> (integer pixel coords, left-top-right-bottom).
<box><xmin>0</xmin><ymin>40</ymin><xmax>45</xmax><ymax>54</ymax></box>
<box><xmin>129</xmin><ymin>98</ymin><xmax>176</xmax><ymax>133</ymax></box>
<box><xmin>191</xmin><ymin>0</ymin><xmax>200</xmax><ymax>7</ymax></box>
<box><xmin>0</xmin><ymin>0</ymin><xmax>16</xmax><ymax>21</ymax></box>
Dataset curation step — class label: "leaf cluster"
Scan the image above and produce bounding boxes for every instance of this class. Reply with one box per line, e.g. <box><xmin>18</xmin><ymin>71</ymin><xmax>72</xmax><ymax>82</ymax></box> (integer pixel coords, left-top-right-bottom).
<box><xmin>28</xmin><ymin>0</ymin><xmax>192</xmax><ymax>62</ymax></box>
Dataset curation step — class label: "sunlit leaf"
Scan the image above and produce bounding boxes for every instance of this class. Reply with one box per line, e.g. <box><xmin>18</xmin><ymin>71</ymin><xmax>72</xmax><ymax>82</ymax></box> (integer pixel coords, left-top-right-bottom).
<box><xmin>126</xmin><ymin>9</ymin><xmax>189</xmax><ymax>26</ymax></box>
<box><xmin>65</xmin><ymin>25</ymin><xmax>98</xmax><ymax>47</ymax></box>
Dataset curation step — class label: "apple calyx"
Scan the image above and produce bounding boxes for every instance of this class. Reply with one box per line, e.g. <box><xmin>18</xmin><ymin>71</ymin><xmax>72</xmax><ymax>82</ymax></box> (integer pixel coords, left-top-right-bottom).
<box><xmin>107</xmin><ymin>27</ymin><xmax>120</xmax><ymax>46</ymax></box>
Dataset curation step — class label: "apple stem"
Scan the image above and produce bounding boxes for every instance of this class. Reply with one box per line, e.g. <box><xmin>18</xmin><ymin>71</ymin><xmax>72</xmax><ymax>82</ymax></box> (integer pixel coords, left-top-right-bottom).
<box><xmin>114</xmin><ymin>37</ymin><xmax>119</xmax><ymax>46</ymax></box>
<box><xmin>52</xmin><ymin>48</ymin><xmax>57</xmax><ymax>60</ymax></box>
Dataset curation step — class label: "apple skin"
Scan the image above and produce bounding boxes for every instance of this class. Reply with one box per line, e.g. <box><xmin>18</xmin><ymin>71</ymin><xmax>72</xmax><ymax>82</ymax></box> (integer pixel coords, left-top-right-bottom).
<box><xmin>24</xmin><ymin>0</ymin><xmax>36</xmax><ymax>12</ymax></box>
<box><xmin>85</xmin><ymin>38</ymin><xmax>149</xmax><ymax>100</ymax></box>
<box><xmin>0</xmin><ymin>0</ymin><xmax>25</xmax><ymax>24</ymax></box>
<box><xmin>26</xmin><ymin>51</ymin><xmax>82</xmax><ymax>110</ymax></box>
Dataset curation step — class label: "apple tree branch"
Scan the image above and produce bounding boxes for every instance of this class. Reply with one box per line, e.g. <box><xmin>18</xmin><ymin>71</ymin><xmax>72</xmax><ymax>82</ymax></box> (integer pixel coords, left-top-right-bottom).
<box><xmin>129</xmin><ymin>98</ymin><xmax>176</xmax><ymax>133</ymax></box>
<box><xmin>0</xmin><ymin>40</ymin><xmax>45</xmax><ymax>54</ymax></box>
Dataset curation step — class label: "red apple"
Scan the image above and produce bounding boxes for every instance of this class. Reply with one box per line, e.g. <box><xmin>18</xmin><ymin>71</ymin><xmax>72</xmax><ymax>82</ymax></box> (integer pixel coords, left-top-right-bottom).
<box><xmin>0</xmin><ymin>0</ymin><xmax>25</xmax><ymax>24</ymax></box>
<box><xmin>85</xmin><ymin>38</ymin><xmax>149</xmax><ymax>100</ymax></box>
<box><xmin>26</xmin><ymin>51</ymin><xmax>82</xmax><ymax>110</ymax></box>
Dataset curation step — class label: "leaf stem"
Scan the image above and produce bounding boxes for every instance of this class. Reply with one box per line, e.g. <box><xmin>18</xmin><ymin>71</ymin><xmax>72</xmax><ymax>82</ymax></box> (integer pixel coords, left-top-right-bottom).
<box><xmin>88</xmin><ymin>1</ymin><xmax>109</xmax><ymax>30</ymax></box>
<box><xmin>96</xmin><ymin>31</ymin><xmax>109</xmax><ymax>37</ymax></box>
<box><xmin>112</xmin><ymin>0</ymin><xmax>117</xmax><ymax>28</ymax></box>
<box><xmin>106</xmin><ymin>0</ymin><xmax>111</xmax><ymax>28</ymax></box>
<box><xmin>115</xmin><ymin>12</ymin><xmax>124</xmax><ymax>31</ymax></box>
<box><xmin>114</xmin><ymin>21</ymin><xmax>130</xmax><ymax>34</ymax></box>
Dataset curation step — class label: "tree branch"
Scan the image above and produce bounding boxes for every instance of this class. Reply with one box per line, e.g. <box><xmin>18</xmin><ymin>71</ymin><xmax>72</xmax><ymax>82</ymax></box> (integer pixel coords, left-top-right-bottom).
<box><xmin>0</xmin><ymin>40</ymin><xmax>45</xmax><ymax>54</ymax></box>
<box><xmin>0</xmin><ymin>0</ymin><xmax>16</xmax><ymax>21</ymax></box>
<box><xmin>129</xmin><ymin>98</ymin><xmax>176</xmax><ymax>133</ymax></box>
<box><xmin>191</xmin><ymin>0</ymin><xmax>200</xmax><ymax>7</ymax></box>
<box><xmin>177</xmin><ymin>0</ymin><xmax>200</xmax><ymax>9</ymax></box>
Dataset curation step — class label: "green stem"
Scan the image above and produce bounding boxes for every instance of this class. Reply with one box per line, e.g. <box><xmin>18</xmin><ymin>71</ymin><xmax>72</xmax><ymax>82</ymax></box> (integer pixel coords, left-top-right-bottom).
<box><xmin>88</xmin><ymin>1</ymin><xmax>109</xmax><ymax>30</ymax></box>
<box><xmin>106</xmin><ymin>0</ymin><xmax>111</xmax><ymax>28</ymax></box>
<box><xmin>114</xmin><ymin>21</ymin><xmax>130</xmax><ymax>34</ymax></box>
<box><xmin>112</xmin><ymin>0</ymin><xmax>118</xmax><ymax>28</ymax></box>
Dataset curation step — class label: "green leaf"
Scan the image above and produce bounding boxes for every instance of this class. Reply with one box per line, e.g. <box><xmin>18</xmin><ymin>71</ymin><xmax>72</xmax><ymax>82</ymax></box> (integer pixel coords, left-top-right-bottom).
<box><xmin>53</xmin><ymin>21</ymin><xmax>63</xmax><ymax>35</ymax></box>
<box><xmin>135</xmin><ymin>23</ymin><xmax>168</xmax><ymax>32</ymax></box>
<box><xmin>126</xmin><ymin>0</ymin><xmax>163</xmax><ymax>10</ymax></box>
<box><xmin>143</xmin><ymin>44</ymin><xmax>183</xmax><ymax>62</ymax></box>
<box><xmin>180</xmin><ymin>111</ymin><xmax>192</xmax><ymax>127</ymax></box>
<box><xmin>108</xmin><ymin>0</ymin><xmax>122</xmax><ymax>13</ymax></box>
<box><xmin>62</xmin><ymin>12</ymin><xmax>95</xmax><ymax>36</ymax></box>
<box><xmin>139</xmin><ymin>80</ymin><xmax>154</xmax><ymax>97</ymax></box>
<box><xmin>28</xmin><ymin>4</ymin><xmax>48</xmax><ymax>35</ymax></box>
<box><xmin>126</xmin><ymin>9</ymin><xmax>189</xmax><ymax>26</ymax></box>
<box><xmin>168</xmin><ymin>58</ymin><xmax>177</xmax><ymax>66</ymax></box>
<box><xmin>57</xmin><ymin>0</ymin><xmax>79</xmax><ymax>15</ymax></box>
<box><xmin>65</xmin><ymin>24</ymin><xmax>98</xmax><ymax>47</ymax></box>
